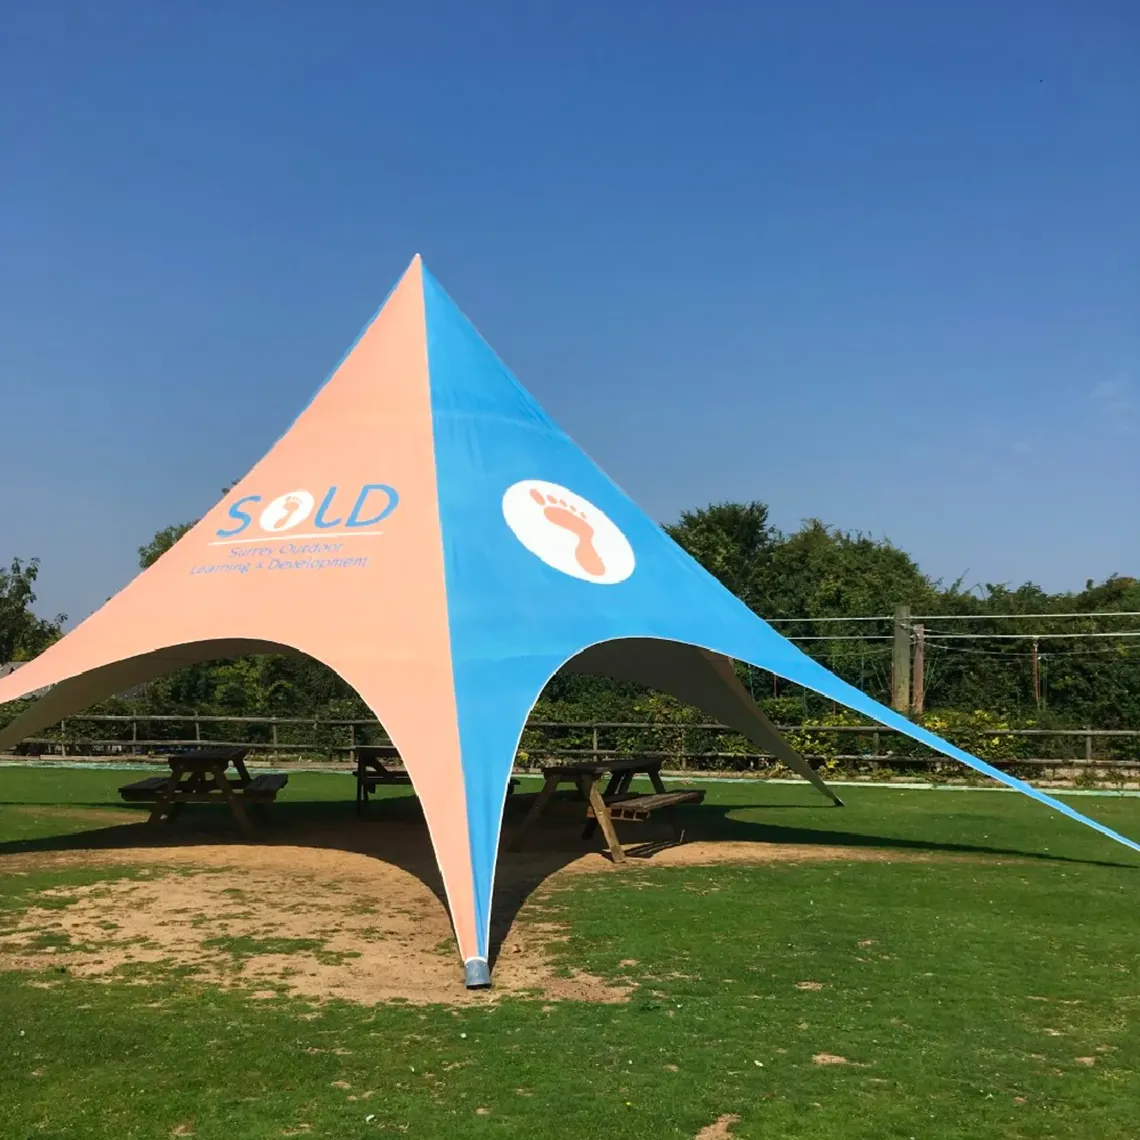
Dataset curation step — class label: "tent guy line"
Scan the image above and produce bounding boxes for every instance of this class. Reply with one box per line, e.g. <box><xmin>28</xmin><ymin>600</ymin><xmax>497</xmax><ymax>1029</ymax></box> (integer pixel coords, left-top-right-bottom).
<box><xmin>768</xmin><ymin>612</ymin><xmax>1140</xmax><ymax>622</ymax></box>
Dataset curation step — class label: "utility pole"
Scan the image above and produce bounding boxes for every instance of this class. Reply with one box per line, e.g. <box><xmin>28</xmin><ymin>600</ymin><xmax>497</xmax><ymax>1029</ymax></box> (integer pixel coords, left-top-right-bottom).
<box><xmin>892</xmin><ymin>604</ymin><xmax>912</xmax><ymax>713</ymax></box>
<box><xmin>911</xmin><ymin>623</ymin><xmax>925</xmax><ymax>715</ymax></box>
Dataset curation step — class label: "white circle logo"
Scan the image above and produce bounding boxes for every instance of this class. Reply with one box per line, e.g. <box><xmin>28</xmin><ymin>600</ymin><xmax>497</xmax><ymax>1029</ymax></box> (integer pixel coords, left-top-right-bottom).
<box><xmin>259</xmin><ymin>490</ymin><xmax>315</xmax><ymax>533</ymax></box>
<box><xmin>502</xmin><ymin>480</ymin><xmax>635</xmax><ymax>584</ymax></box>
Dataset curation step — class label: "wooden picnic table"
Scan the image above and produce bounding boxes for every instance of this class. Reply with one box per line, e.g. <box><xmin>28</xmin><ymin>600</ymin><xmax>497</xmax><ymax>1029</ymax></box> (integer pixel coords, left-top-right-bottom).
<box><xmin>507</xmin><ymin>756</ymin><xmax>704</xmax><ymax>864</ymax></box>
<box><xmin>353</xmin><ymin>744</ymin><xmax>412</xmax><ymax>814</ymax></box>
<box><xmin>354</xmin><ymin>744</ymin><xmax>521</xmax><ymax>815</ymax></box>
<box><xmin>118</xmin><ymin>746</ymin><xmax>287</xmax><ymax>835</ymax></box>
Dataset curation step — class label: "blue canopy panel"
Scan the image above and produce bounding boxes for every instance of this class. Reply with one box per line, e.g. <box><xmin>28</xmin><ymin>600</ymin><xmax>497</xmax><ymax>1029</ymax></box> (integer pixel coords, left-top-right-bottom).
<box><xmin>422</xmin><ymin>267</ymin><xmax>1140</xmax><ymax>965</ymax></box>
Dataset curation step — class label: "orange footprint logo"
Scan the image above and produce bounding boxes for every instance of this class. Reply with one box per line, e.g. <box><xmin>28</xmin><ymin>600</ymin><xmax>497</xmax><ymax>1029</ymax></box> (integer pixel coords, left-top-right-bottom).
<box><xmin>529</xmin><ymin>488</ymin><xmax>606</xmax><ymax>577</ymax></box>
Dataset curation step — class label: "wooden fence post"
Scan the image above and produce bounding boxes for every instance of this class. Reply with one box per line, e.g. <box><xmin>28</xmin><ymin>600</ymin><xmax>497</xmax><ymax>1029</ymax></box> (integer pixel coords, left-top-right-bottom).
<box><xmin>911</xmin><ymin>623</ymin><xmax>925</xmax><ymax>714</ymax></box>
<box><xmin>892</xmin><ymin>605</ymin><xmax>911</xmax><ymax>712</ymax></box>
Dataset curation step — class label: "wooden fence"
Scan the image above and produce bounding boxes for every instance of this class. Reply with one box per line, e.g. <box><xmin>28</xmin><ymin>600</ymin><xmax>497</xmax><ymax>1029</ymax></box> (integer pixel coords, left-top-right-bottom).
<box><xmin>4</xmin><ymin>714</ymin><xmax>1140</xmax><ymax>776</ymax></box>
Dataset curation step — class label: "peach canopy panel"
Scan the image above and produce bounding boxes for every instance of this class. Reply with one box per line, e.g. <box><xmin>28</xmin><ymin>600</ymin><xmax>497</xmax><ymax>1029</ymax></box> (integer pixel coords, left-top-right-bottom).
<box><xmin>2</xmin><ymin>256</ymin><xmax>1137</xmax><ymax>987</ymax></box>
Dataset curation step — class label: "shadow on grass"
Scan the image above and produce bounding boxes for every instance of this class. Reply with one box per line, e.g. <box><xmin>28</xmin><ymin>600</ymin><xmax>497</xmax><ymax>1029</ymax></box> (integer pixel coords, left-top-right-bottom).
<box><xmin>0</xmin><ymin>790</ymin><xmax>1134</xmax><ymax>972</ymax></box>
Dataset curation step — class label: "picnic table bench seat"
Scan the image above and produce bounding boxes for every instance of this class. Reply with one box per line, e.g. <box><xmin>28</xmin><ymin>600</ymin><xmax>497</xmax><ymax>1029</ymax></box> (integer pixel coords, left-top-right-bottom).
<box><xmin>357</xmin><ymin>773</ymin><xmax>521</xmax><ymax>808</ymax></box>
<box><xmin>355</xmin><ymin>742</ymin><xmax>522</xmax><ymax>814</ymax></box>
<box><xmin>360</xmin><ymin>771</ymin><xmax>528</xmax><ymax>794</ymax></box>
<box><xmin>356</xmin><ymin>753</ymin><xmax>521</xmax><ymax>792</ymax></box>
<box><xmin>589</xmin><ymin>789</ymin><xmax>705</xmax><ymax>822</ymax></box>
<box><xmin>119</xmin><ymin>775</ymin><xmax>171</xmax><ymax>801</ymax></box>
<box><xmin>118</xmin><ymin>771</ymin><xmax>288</xmax><ymax>803</ymax></box>
<box><xmin>510</xmin><ymin>757</ymin><xmax>704</xmax><ymax>863</ymax></box>
<box><xmin>242</xmin><ymin>773</ymin><xmax>289</xmax><ymax>801</ymax></box>
<box><xmin>357</xmin><ymin>767</ymin><xmax>413</xmax><ymax>788</ymax></box>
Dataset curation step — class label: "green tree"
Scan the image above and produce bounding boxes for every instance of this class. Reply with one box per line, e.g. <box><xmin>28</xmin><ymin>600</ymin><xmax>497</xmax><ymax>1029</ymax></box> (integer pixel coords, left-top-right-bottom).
<box><xmin>138</xmin><ymin>522</ymin><xmax>196</xmax><ymax>569</ymax></box>
<box><xmin>761</xmin><ymin>519</ymin><xmax>935</xmax><ymax>621</ymax></box>
<box><xmin>138</xmin><ymin>484</ymin><xmax>236</xmax><ymax>569</ymax></box>
<box><xmin>0</xmin><ymin>558</ymin><xmax>65</xmax><ymax>662</ymax></box>
<box><xmin>665</xmin><ymin>508</ymin><xmax>940</xmax><ymax>710</ymax></box>
<box><xmin>665</xmin><ymin>501</ymin><xmax>776</xmax><ymax>611</ymax></box>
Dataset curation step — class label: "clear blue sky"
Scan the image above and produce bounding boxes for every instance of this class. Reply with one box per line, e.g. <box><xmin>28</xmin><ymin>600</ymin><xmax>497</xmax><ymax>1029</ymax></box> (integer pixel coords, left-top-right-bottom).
<box><xmin>2</xmin><ymin>1</ymin><xmax>1137</xmax><ymax>626</ymax></box>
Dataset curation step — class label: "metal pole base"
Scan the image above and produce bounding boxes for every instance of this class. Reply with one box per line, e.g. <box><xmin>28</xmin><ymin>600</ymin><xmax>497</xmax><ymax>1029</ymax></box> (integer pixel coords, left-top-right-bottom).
<box><xmin>464</xmin><ymin>958</ymin><xmax>491</xmax><ymax>989</ymax></box>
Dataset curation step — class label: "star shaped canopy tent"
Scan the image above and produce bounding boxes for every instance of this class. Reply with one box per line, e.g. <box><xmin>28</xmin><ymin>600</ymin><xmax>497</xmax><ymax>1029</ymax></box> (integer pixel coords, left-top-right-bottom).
<box><xmin>2</xmin><ymin>257</ymin><xmax>1137</xmax><ymax>988</ymax></box>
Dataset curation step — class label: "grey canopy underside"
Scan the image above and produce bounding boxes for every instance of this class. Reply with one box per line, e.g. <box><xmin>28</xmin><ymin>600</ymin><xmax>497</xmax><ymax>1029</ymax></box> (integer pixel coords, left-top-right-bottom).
<box><xmin>0</xmin><ymin>640</ymin><xmax>297</xmax><ymax>750</ymax></box>
<box><xmin>0</xmin><ymin>636</ymin><xmax>840</xmax><ymax>804</ymax></box>
<box><xmin>564</xmin><ymin>639</ymin><xmax>841</xmax><ymax>803</ymax></box>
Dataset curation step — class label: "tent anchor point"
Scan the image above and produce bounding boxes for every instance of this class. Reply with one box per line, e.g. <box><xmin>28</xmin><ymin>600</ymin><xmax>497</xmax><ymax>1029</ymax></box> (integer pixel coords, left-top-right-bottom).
<box><xmin>464</xmin><ymin>958</ymin><xmax>491</xmax><ymax>988</ymax></box>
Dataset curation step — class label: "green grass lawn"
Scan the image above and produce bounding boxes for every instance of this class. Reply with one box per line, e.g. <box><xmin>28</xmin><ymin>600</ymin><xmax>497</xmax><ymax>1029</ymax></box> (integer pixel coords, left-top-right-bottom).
<box><xmin>1</xmin><ymin>766</ymin><xmax>1138</xmax><ymax>1139</ymax></box>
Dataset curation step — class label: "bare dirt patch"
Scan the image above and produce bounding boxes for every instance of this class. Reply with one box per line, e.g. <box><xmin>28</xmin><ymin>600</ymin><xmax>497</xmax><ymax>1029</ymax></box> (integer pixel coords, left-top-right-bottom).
<box><xmin>0</xmin><ymin>814</ymin><xmax>991</xmax><ymax>1005</ymax></box>
<box><xmin>0</xmin><ymin>843</ymin><xmax>628</xmax><ymax>1006</ymax></box>
<box><xmin>694</xmin><ymin>1114</ymin><xmax>740</xmax><ymax>1139</ymax></box>
<box><xmin>558</xmin><ymin>839</ymin><xmax>935</xmax><ymax>871</ymax></box>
